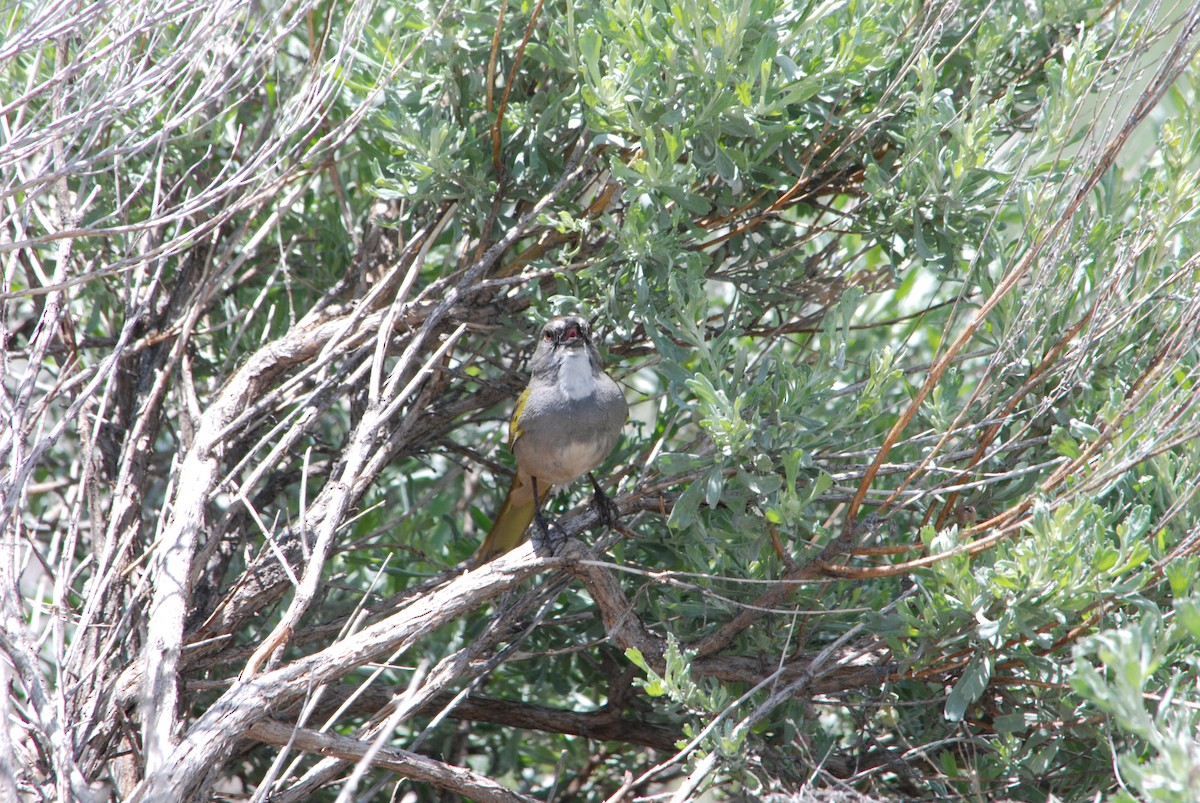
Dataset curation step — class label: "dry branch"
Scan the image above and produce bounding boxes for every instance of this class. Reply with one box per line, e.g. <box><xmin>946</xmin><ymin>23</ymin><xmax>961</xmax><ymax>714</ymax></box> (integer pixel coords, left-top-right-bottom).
<box><xmin>6</xmin><ymin>1</ymin><xmax>1200</xmax><ymax>800</ymax></box>
<box><xmin>247</xmin><ymin>718</ymin><xmax>536</xmax><ymax>803</ymax></box>
<box><xmin>132</xmin><ymin>546</ymin><xmax>544</xmax><ymax>800</ymax></box>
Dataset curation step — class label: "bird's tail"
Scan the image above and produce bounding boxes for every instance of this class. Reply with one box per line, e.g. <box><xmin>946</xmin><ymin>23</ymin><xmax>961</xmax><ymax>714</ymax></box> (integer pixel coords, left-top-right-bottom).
<box><xmin>474</xmin><ymin>475</ymin><xmax>540</xmax><ymax>563</ymax></box>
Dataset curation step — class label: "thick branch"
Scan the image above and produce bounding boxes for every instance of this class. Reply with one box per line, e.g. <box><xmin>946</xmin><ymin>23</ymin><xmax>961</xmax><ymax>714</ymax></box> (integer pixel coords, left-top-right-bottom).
<box><xmin>131</xmin><ymin>545</ymin><xmax>544</xmax><ymax>801</ymax></box>
<box><xmin>247</xmin><ymin>718</ymin><xmax>536</xmax><ymax>803</ymax></box>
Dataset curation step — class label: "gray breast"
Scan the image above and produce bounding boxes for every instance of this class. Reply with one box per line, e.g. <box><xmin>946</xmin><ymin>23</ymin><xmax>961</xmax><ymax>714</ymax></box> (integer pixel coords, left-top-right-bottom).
<box><xmin>514</xmin><ymin>374</ymin><xmax>627</xmax><ymax>485</ymax></box>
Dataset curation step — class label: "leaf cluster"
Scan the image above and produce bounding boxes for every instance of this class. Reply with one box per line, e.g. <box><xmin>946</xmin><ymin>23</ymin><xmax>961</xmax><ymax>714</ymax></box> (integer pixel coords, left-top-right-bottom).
<box><xmin>4</xmin><ymin>0</ymin><xmax>1200</xmax><ymax>801</ymax></box>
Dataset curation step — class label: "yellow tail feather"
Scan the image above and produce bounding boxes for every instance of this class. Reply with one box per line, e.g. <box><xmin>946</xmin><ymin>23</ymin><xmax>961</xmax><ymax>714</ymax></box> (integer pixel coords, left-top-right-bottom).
<box><xmin>474</xmin><ymin>476</ymin><xmax>539</xmax><ymax>562</ymax></box>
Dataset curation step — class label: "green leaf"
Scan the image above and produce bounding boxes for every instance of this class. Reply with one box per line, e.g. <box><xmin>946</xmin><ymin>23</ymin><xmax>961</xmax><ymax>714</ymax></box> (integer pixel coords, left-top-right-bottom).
<box><xmin>1174</xmin><ymin>598</ymin><xmax>1200</xmax><ymax>640</ymax></box>
<box><xmin>945</xmin><ymin>651</ymin><xmax>992</xmax><ymax>722</ymax></box>
<box><xmin>658</xmin><ymin>452</ymin><xmax>713</xmax><ymax>474</ymax></box>
<box><xmin>704</xmin><ymin>466</ymin><xmax>726</xmax><ymax>508</ymax></box>
<box><xmin>625</xmin><ymin>647</ymin><xmax>648</xmax><ymax>671</ymax></box>
<box><xmin>669</xmin><ymin>479</ymin><xmax>707</xmax><ymax>529</ymax></box>
<box><xmin>993</xmin><ymin>712</ymin><xmax>1026</xmax><ymax>734</ymax></box>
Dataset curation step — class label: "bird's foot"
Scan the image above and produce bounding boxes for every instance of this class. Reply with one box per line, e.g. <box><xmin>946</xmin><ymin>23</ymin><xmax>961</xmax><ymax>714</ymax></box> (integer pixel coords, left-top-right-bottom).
<box><xmin>588</xmin><ymin>473</ymin><xmax>620</xmax><ymax>528</ymax></box>
<box><xmin>532</xmin><ymin>509</ymin><xmax>568</xmax><ymax>556</ymax></box>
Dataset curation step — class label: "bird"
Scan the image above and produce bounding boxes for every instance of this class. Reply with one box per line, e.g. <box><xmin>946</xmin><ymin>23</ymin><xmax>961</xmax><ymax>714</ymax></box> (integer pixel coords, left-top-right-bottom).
<box><xmin>474</xmin><ymin>314</ymin><xmax>628</xmax><ymax>562</ymax></box>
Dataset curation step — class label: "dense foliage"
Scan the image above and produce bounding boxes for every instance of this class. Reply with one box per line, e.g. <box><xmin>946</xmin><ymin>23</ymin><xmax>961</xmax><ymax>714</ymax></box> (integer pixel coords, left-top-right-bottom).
<box><xmin>4</xmin><ymin>0</ymin><xmax>1200</xmax><ymax>800</ymax></box>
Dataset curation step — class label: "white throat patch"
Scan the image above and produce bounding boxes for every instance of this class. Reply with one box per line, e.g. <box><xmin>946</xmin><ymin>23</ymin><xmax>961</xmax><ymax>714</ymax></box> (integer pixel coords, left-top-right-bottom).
<box><xmin>557</xmin><ymin>348</ymin><xmax>597</xmax><ymax>400</ymax></box>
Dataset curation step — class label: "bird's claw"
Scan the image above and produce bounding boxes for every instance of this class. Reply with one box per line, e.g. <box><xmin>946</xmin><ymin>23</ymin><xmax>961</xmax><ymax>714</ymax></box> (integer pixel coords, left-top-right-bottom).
<box><xmin>532</xmin><ymin>510</ymin><xmax>568</xmax><ymax>556</ymax></box>
<box><xmin>588</xmin><ymin>473</ymin><xmax>620</xmax><ymax>528</ymax></box>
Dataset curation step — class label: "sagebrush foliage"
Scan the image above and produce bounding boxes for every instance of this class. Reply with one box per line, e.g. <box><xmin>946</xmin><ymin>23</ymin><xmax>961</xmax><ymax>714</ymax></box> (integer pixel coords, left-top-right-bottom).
<box><xmin>4</xmin><ymin>0</ymin><xmax>1200</xmax><ymax>800</ymax></box>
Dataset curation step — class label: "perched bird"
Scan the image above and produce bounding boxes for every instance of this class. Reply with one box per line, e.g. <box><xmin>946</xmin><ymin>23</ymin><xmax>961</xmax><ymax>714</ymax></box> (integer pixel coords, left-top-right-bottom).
<box><xmin>475</xmin><ymin>314</ymin><xmax>628</xmax><ymax>561</ymax></box>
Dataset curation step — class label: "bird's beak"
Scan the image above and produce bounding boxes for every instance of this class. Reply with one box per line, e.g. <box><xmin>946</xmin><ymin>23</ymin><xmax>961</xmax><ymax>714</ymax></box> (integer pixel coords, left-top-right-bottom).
<box><xmin>560</xmin><ymin>323</ymin><xmax>586</xmax><ymax>347</ymax></box>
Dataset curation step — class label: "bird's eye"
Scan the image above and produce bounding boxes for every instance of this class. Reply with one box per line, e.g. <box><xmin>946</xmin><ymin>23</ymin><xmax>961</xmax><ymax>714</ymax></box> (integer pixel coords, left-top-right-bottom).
<box><xmin>544</xmin><ymin>330</ymin><xmax>553</xmax><ymax>341</ymax></box>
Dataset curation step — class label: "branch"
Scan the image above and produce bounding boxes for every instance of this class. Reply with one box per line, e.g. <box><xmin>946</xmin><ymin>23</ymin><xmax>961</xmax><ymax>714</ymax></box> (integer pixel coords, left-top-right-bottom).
<box><xmin>275</xmin><ymin>686</ymin><xmax>683</xmax><ymax>752</ymax></box>
<box><xmin>131</xmin><ymin>544</ymin><xmax>545</xmax><ymax>801</ymax></box>
<box><xmin>247</xmin><ymin>719</ymin><xmax>536</xmax><ymax>803</ymax></box>
<box><xmin>139</xmin><ymin>308</ymin><xmax>390</xmax><ymax>771</ymax></box>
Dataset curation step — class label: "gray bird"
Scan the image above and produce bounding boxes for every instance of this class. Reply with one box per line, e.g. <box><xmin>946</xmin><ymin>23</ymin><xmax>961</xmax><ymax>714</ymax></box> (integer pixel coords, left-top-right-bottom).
<box><xmin>475</xmin><ymin>314</ymin><xmax>628</xmax><ymax>561</ymax></box>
